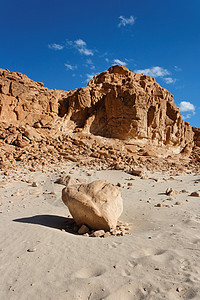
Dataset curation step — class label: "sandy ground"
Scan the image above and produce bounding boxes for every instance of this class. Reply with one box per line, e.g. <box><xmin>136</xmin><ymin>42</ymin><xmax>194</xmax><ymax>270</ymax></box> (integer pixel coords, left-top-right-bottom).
<box><xmin>0</xmin><ymin>163</ymin><xmax>200</xmax><ymax>300</ymax></box>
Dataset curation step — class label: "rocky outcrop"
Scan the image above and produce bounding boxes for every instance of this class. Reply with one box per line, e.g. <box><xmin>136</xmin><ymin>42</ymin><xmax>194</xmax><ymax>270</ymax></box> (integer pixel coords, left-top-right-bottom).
<box><xmin>0</xmin><ymin>66</ymin><xmax>199</xmax><ymax>173</ymax></box>
<box><xmin>62</xmin><ymin>180</ymin><xmax>123</xmax><ymax>231</ymax></box>
<box><xmin>59</xmin><ymin>65</ymin><xmax>194</xmax><ymax>151</ymax></box>
<box><xmin>0</xmin><ymin>66</ymin><xmax>194</xmax><ymax>152</ymax></box>
<box><xmin>0</xmin><ymin>68</ymin><xmax>72</xmax><ymax>127</ymax></box>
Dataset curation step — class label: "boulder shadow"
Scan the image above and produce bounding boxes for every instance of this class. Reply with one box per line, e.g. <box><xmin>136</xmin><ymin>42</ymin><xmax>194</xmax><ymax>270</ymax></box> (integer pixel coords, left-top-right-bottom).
<box><xmin>13</xmin><ymin>215</ymin><xmax>78</xmax><ymax>235</ymax></box>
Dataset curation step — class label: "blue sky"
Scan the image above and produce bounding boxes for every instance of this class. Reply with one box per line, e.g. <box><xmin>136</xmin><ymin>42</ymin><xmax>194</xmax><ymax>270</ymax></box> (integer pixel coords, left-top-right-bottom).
<box><xmin>1</xmin><ymin>0</ymin><xmax>200</xmax><ymax>127</ymax></box>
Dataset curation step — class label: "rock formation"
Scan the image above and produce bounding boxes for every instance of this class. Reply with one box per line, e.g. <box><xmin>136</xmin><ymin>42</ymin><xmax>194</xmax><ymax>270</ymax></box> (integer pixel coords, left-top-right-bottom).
<box><xmin>59</xmin><ymin>65</ymin><xmax>194</xmax><ymax>152</ymax></box>
<box><xmin>0</xmin><ymin>66</ymin><xmax>199</xmax><ymax>172</ymax></box>
<box><xmin>62</xmin><ymin>180</ymin><xmax>123</xmax><ymax>231</ymax></box>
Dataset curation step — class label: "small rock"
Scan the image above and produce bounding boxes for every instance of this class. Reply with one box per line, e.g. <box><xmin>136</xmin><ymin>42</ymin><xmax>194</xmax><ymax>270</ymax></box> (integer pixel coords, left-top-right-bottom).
<box><xmin>181</xmin><ymin>189</ymin><xmax>188</xmax><ymax>193</ymax></box>
<box><xmin>78</xmin><ymin>225</ymin><xmax>90</xmax><ymax>235</ymax></box>
<box><xmin>27</xmin><ymin>248</ymin><xmax>36</xmax><ymax>252</ymax></box>
<box><xmin>111</xmin><ymin>229</ymin><xmax>121</xmax><ymax>236</ymax></box>
<box><xmin>90</xmin><ymin>230</ymin><xmax>105</xmax><ymax>237</ymax></box>
<box><xmin>190</xmin><ymin>191</ymin><xmax>200</xmax><ymax>197</ymax></box>
<box><xmin>117</xmin><ymin>182</ymin><xmax>122</xmax><ymax>187</ymax></box>
<box><xmin>166</xmin><ymin>188</ymin><xmax>178</xmax><ymax>196</ymax></box>
<box><xmin>156</xmin><ymin>203</ymin><xmax>162</xmax><ymax>207</ymax></box>
<box><xmin>83</xmin><ymin>233</ymin><xmax>89</xmax><ymax>237</ymax></box>
<box><xmin>175</xmin><ymin>201</ymin><xmax>182</xmax><ymax>205</ymax></box>
<box><xmin>127</xmin><ymin>182</ymin><xmax>133</xmax><ymax>187</ymax></box>
<box><xmin>32</xmin><ymin>182</ymin><xmax>38</xmax><ymax>187</ymax></box>
<box><xmin>103</xmin><ymin>232</ymin><xmax>111</xmax><ymax>238</ymax></box>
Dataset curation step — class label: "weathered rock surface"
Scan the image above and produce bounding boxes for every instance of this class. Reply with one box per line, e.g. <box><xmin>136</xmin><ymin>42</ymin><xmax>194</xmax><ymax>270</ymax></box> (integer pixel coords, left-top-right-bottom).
<box><xmin>59</xmin><ymin>65</ymin><xmax>194</xmax><ymax>151</ymax></box>
<box><xmin>0</xmin><ymin>66</ymin><xmax>199</xmax><ymax>173</ymax></box>
<box><xmin>62</xmin><ymin>180</ymin><xmax>123</xmax><ymax>231</ymax></box>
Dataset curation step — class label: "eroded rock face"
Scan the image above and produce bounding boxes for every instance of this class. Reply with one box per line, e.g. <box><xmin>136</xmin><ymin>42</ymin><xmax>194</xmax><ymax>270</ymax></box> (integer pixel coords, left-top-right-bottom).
<box><xmin>0</xmin><ymin>66</ymin><xmax>198</xmax><ymax>172</ymax></box>
<box><xmin>62</xmin><ymin>180</ymin><xmax>123</xmax><ymax>231</ymax></box>
<box><xmin>59</xmin><ymin>65</ymin><xmax>194</xmax><ymax>150</ymax></box>
<box><xmin>0</xmin><ymin>68</ymin><xmax>71</xmax><ymax>126</ymax></box>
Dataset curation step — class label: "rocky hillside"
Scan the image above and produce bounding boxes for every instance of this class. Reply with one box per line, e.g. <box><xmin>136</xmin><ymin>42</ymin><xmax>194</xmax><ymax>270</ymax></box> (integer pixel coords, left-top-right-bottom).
<box><xmin>0</xmin><ymin>66</ymin><xmax>199</xmax><ymax>172</ymax></box>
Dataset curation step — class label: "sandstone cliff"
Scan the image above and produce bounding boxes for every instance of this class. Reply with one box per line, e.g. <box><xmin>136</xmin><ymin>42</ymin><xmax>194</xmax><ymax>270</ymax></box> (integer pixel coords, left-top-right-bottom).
<box><xmin>0</xmin><ymin>66</ymin><xmax>199</xmax><ymax>172</ymax></box>
<box><xmin>59</xmin><ymin>65</ymin><xmax>194</xmax><ymax>151</ymax></box>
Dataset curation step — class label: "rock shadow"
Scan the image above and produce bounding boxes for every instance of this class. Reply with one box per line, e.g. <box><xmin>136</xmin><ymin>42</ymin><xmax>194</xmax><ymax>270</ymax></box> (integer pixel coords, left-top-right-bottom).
<box><xmin>13</xmin><ymin>215</ymin><xmax>77</xmax><ymax>234</ymax></box>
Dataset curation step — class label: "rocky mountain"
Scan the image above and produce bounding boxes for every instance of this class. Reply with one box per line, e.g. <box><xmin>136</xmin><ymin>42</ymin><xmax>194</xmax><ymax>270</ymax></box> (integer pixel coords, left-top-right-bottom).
<box><xmin>0</xmin><ymin>66</ymin><xmax>199</xmax><ymax>172</ymax></box>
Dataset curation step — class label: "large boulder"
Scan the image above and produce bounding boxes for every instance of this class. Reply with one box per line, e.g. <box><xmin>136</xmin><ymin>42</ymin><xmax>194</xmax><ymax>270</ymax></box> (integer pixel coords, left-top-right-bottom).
<box><xmin>62</xmin><ymin>180</ymin><xmax>123</xmax><ymax>231</ymax></box>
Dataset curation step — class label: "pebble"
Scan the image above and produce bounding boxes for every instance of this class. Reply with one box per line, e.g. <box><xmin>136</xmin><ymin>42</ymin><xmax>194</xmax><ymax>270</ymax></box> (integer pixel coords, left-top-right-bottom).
<box><xmin>90</xmin><ymin>230</ymin><xmax>105</xmax><ymax>237</ymax></box>
<box><xmin>27</xmin><ymin>248</ymin><xmax>36</xmax><ymax>252</ymax></box>
<box><xmin>32</xmin><ymin>182</ymin><xmax>38</xmax><ymax>187</ymax></box>
<box><xmin>156</xmin><ymin>203</ymin><xmax>162</xmax><ymax>207</ymax></box>
<box><xmin>103</xmin><ymin>232</ymin><xmax>111</xmax><ymax>238</ymax></box>
<box><xmin>78</xmin><ymin>225</ymin><xmax>90</xmax><ymax>235</ymax></box>
<box><xmin>175</xmin><ymin>201</ymin><xmax>182</xmax><ymax>205</ymax></box>
<box><xmin>190</xmin><ymin>191</ymin><xmax>200</xmax><ymax>197</ymax></box>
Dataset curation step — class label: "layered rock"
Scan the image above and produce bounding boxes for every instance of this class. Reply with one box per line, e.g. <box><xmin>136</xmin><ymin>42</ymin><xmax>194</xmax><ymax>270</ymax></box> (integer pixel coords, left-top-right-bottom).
<box><xmin>0</xmin><ymin>66</ymin><xmax>198</xmax><ymax>172</ymax></box>
<box><xmin>59</xmin><ymin>65</ymin><xmax>194</xmax><ymax>151</ymax></box>
<box><xmin>0</xmin><ymin>68</ymin><xmax>72</xmax><ymax>127</ymax></box>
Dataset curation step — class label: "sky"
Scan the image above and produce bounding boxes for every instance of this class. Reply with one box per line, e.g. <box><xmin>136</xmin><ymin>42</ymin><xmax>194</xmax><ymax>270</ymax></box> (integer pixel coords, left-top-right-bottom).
<box><xmin>1</xmin><ymin>0</ymin><xmax>200</xmax><ymax>127</ymax></box>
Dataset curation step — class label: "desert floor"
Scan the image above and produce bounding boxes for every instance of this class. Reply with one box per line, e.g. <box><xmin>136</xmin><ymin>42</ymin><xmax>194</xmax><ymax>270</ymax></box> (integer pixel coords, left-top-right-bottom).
<box><xmin>0</xmin><ymin>163</ymin><xmax>200</xmax><ymax>300</ymax></box>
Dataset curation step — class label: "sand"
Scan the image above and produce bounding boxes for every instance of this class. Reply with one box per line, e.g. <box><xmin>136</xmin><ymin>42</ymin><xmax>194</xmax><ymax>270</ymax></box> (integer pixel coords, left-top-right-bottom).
<box><xmin>0</xmin><ymin>164</ymin><xmax>200</xmax><ymax>300</ymax></box>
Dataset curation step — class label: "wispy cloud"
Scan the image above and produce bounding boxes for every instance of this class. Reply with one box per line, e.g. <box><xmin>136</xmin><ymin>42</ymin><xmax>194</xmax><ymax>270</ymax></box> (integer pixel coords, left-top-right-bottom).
<box><xmin>113</xmin><ymin>59</ymin><xmax>127</xmax><ymax>66</ymax></box>
<box><xmin>48</xmin><ymin>43</ymin><xmax>64</xmax><ymax>50</ymax></box>
<box><xmin>134</xmin><ymin>66</ymin><xmax>170</xmax><ymax>77</ymax></box>
<box><xmin>174</xmin><ymin>65</ymin><xmax>182</xmax><ymax>72</ymax></box>
<box><xmin>179</xmin><ymin>101</ymin><xmax>195</xmax><ymax>119</ymax></box>
<box><xmin>64</xmin><ymin>63</ymin><xmax>77</xmax><ymax>70</ymax></box>
<box><xmin>84</xmin><ymin>58</ymin><xmax>95</xmax><ymax>70</ymax></box>
<box><xmin>163</xmin><ymin>77</ymin><xmax>176</xmax><ymax>84</ymax></box>
<box><xmin>74</xmin><ymin>39</ymin><xmax>94</xmax><ymax>56</ymax></box>
<box><xmin>118</xmin><ymin>15</ymin><xmax>136</xmax><ymax>27</ymax></box>
<box><xmin>85</xmin><ymin>73</ymin><xmax>95</xmax><ymax>83</ymax></box>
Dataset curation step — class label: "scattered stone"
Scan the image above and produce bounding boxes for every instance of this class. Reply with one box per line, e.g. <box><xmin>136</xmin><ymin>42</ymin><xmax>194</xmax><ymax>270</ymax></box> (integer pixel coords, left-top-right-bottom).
<box><xmin>32</xmin><ymin>182</ymin><xmax>38</xmax><ymax>187</ymax></box>
<box><xmin>78</xmin><ymin>225</ymin><xmax>90</xmax><ymax>235</ymax></box>
<box><xmin>90</xmin><ymin>230</ymin><xmax>105</xmax><ymax>237</ymax></box>
<box><xmin>103</xmin><ymin>232</ymin><xmax>111</xmax><ymax>238</ymax></box>
<box><xmin>156</xmin><ymin>203</ymin><xmax>162</xmax><ymax>207</ymax></box>
<box><xmin>165</xmin><ymin>187</ymin><xmax>178</xmax><ymax>196</ymax></box>
<box><xmin>57</xmin><ymin>175</ymin><xmax>76</xmax><ymax>186</ymax></box>
<box><xmin>175</xmin><ymin>201</ymin><xmax>182</xmax><ymax>205</ymax></box>
<box><xmin>27</xmin><ymin>248</ymin><xmax>36</xmax><ymax>252</ymax></box>
<box><xmin>190</xmin><ymin>191</ymin><xmax>200</xmax><ymax>197</ymax></box>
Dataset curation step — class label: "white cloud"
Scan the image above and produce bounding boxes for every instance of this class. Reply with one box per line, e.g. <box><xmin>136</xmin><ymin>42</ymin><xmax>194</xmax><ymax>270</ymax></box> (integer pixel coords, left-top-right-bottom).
<box><xmin>134</xmin><ymin>66</ymin><xmax>170</xmax><ymax>77</ymax></box>
<box><xmin>179</xmin><ymin>101</ymin><xmax>195</xmax><ymax>112</ymax></box>
<box><xmin>174</xmin><ymin>65</ymin><xmax>182</xmax><ymax>72</ymax></box>
<box><xmin>163</xmin><ymin>77</ymin><xmax>176</xmax><ymax>84</ymax></box>
<box><xmin>74</xmin><ymin>39</ymin><xmax>86</xmax><ymax>47</ymax></box>
<box><xmin>64</xmin><ymin>63</ymin><xmax>77</xmax><ymax>70</ymax></box>
<box><xmin>74</xmin><ymin>39</ymin><xmax>94</xmax><ymax>56</ymax></box>
<box><xmin>85</xmin><ymin>73</ymin><xmax>95</xmax><ymax>82</ymax></box>
<box><xmin>118</xmin><ymin>15</ymin><xmax>136</xmax><ymax>27</ymax></box>
<box><xmin>113</xmin><ymin>59</ymin><xmax>127</xmax><ymax>66</ymax></box>
<box><xmin>48</xmin><ymin>43</ymin><xmax>64</xmax><ymax>50</ymax></box>
<box><xmin>179</xmin><ymin>101</ymin><xmax>196</xmax><ymax>120</ymax></box>
<box><xmin>105</xmin><ymin>58</ymin><xmax>109</xmax><ymax>63</ymax></box>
